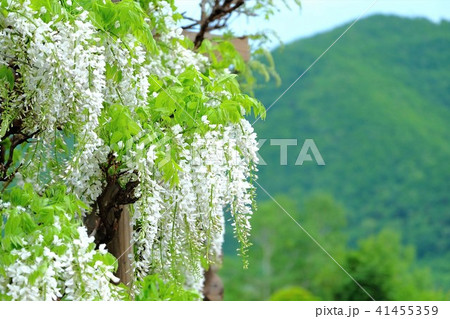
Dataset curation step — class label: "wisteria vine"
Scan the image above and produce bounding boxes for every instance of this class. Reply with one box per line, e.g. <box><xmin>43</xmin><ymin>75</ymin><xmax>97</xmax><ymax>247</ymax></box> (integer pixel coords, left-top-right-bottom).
<box><xmin>0</xmin><ymin>0</ymin><xmax>264</xmax><ymax>300</ymax></box>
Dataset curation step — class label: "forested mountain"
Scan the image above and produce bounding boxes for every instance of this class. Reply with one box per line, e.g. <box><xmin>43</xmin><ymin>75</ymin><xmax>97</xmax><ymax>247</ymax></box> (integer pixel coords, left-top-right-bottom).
<box><xmin>244</xmin><ymin>15</ymin><xmax>450</xmax><ymax>290</ymax></box>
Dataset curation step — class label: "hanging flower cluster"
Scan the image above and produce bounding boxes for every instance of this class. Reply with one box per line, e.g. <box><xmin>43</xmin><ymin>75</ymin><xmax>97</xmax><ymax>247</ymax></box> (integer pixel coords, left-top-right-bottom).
<box><xmin>131</xmin><ymin>119</ymin><xmax>259</xmax><ymax>291</ymax></box>
<box><xmin>0</xmin><ymin>186</ymin><xmax>123</xmax><ymax>300</ymax></box>
<box><xmin>0</xmin><ymin>0</ymin><xmax>264</xmax><ymax>300</ymax></box>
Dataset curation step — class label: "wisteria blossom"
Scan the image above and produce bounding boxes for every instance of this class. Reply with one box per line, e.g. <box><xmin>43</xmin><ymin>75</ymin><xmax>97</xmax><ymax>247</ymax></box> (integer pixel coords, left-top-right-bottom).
<box><xmin>0</xmin><ymin>0</ymin><xmax>264</xmax><ymax>300</ymax></box>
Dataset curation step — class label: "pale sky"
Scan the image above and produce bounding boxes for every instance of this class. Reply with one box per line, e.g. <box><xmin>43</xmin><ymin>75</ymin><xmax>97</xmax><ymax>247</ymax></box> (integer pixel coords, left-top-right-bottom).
<box><xmin>175</xmin><ymin>0</ymin><xmax>450</xmax><ymax>47</ymax></box>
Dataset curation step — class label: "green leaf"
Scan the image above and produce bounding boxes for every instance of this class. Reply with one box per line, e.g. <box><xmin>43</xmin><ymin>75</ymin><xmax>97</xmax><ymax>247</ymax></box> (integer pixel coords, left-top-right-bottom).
<box><xmin>154</xmin><ymin>91</ymin><xmax>175</xmax><ymax>115</ymax></box>
<box><xmin>0</xmin><ymin>65</ymin><xmax>14</xmax><ymax>90</ymax></box>
<box><xmin>216</xmin><ymin>73</ymin><xmax>237</xmax><ymax>85</ymax></box>
<box><xmin>110</xmin><ymin>131</ymin><xmax>123</xmax><ymax>145</ymax></box>
<box><xmin>105</xmin><ymin>63</ymin><xmax>122</xmax><ymax>83</ymax></box>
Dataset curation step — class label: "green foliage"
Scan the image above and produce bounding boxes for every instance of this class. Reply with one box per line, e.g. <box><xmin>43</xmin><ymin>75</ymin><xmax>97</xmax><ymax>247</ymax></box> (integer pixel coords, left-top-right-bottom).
<box><xmin>252</xmin><ymin>15</ymin><xmax>450</xmax><ymax>289</ymax></box>
<box><xmin>0</xmin><ymin>184</ymin><xmax>124</xmax><ymax>300</ymax></box>
<box><xmin>1</xmin><ymin>184</ymin><xmax>85</xmax><ymax>253</ymax></box>
<box><xmin>198</xmin><ymin>33</ymin><xmax>281</xmax><ymax>96</ymax></box>
<box><xmin>99</xmin><ymin>103</ymin><xmax>141</xmax><ymax>156</ymax></box>
<box><xmin>1</xmin><ymin>0</ymin><xmax>265</xmax><ymax>190</ymax></box>
<box><xmin>134</xmin><ymin>274</ymin><xmax>200</xmax><ymax>301</ymax></box>
<box><xmin>0</xmin><ymin>0</ymin><xmax>266</xmax><ymax>300</ymax></box>
<box><xmin>243</xmin><ymin>48</ymin><xmax>281</xmax><ymax>91</ymax></box>
<box><xmin>199</xmin><ymin>38</ymin><xmax>246</xmax><ymax>74</ymax></box>
<box><xmin>221</xmin><ymin>194</ymin><xmax>348</xmax><ymax>300</ymax></box>
<box><xmin>183</xmin><ymin>0</ymin><xmax>301</xmax><ymax>95</ymax></box>
<box><xmin>0</xmin><ymin>65</ymin><xmax>14</xmax><ymax>90</ymax></box>
<box><xmin>24</xmin><ymin>0</ymin><xmax>163</xmax><ymax>53</ymax></box>
<box><xmin>250</xmin><ymin>0</ymin><xmax>301</xmax><ymax>21</ymax></box>
<box><xmin>76</xmin><ymin>0</ymin><xmax>157</xmax><ymax>52</ymax></box>
<box><xmin>0</xmin><ymin>65</ymin><xmax>16</xmax><ymax>139</ymax></box>
<box><xmin>270</xmin><ymin>286</ymin><xmax>320</xmax><ymax>301</ymax></box>
<box><xmin>148</xmin><ymin>66</ymin><xmax>265</xmax><ymax>127</ymax></box>
<box><xmin>336</xmin><ymin>230</ymin><xmax>449</xmax><ymax>301</ymax></box>
<box><xmin>221</xmin><ymin>195</ymin><xmax>448</xmax><ymax>301</ymax></box>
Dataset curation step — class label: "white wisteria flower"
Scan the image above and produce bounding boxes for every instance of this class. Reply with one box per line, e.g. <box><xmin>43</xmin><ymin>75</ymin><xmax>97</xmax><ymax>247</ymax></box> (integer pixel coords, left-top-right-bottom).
<box><xmin>0</xmin><ymin>0</ymin><xmax>264</xmax><ymax>300</ymax></box>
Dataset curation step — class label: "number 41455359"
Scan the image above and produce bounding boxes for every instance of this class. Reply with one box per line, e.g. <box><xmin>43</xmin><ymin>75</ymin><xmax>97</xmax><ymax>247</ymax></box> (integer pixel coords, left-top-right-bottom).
<box><xmin>376</xmin><ymin>306</ymin><xmax>438</xmax><ymax>316</ymax></box>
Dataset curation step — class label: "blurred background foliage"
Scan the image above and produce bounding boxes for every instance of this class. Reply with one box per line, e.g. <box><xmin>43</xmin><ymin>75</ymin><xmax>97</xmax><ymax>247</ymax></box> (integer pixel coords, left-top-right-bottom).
<box><xmin>222</xmin><ymin>195</ymin><xmax>449</xmax><ymax>300</ymax></box>
<box><xmin>221</xmin><ymin>14</ymin><xmax>450</xmax><ymax>300</ymax></box>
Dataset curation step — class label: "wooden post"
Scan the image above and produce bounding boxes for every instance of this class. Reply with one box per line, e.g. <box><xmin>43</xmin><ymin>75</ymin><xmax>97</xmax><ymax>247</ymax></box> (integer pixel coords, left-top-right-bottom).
<box><xmin>203</xmin><ymin>263</ymin><xmax>224</xmax><ymax>301</ymax></box>
<box><xmin>106</xmin><ymin>206</ymin><xmax>133</xmax><ymax>287</ymax></box>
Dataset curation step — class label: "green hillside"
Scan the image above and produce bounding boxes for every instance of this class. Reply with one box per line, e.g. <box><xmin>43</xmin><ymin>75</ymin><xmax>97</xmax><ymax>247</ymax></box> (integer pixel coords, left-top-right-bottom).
<box><xmin>251</xmin><ymin>15</ymin><xmax>450</xmax><ymax>288</ymax></box>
